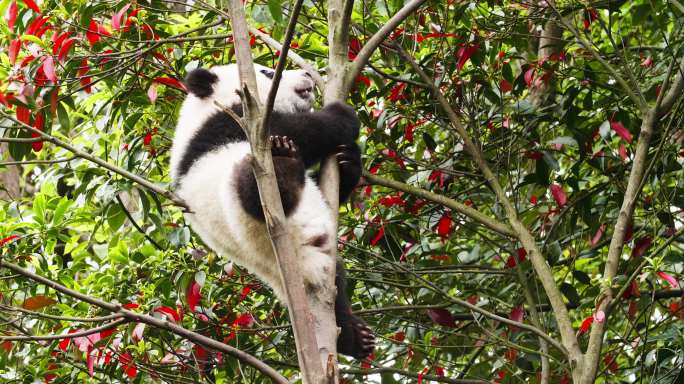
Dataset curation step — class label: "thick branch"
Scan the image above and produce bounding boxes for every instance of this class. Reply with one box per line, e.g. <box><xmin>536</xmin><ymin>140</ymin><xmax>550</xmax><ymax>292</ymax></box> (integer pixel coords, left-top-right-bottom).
<box><xmin>0</xmin><ymin>112</ymin><xmax>187</xmax><ymax>209</ymax></box>
<box><xmin>364</xmin><ymin>172</ymin><xmax>515</xmax><ymax>237</ymax></box>
<box><xmin>0</xmin><ymin>260</ymin><xmax>286</xmax><ymax>383</ymax></box>
<box><xmin>582</xmin><ymin>109</ymin><xmax>659</xmax><ymax>383</ymax></box>
<box><xmin>226</xmin><ymin>1</ymin><xmax>329</xmax><ymax>382</ymax></box>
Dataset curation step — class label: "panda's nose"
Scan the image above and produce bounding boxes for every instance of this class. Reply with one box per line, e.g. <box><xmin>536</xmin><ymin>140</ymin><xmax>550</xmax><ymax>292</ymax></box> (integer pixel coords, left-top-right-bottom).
<box><xmin>295</xmin><ymin>86</ymin><xmax>313</xmax><ymax>99</ymax></box>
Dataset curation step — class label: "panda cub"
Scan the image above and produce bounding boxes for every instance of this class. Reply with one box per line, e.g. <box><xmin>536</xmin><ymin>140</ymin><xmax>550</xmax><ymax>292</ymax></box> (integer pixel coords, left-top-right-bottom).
<box><xmin>170</xmin><ymin>64</ymin><xmax>374</xmax><ymax>359</ymax></box>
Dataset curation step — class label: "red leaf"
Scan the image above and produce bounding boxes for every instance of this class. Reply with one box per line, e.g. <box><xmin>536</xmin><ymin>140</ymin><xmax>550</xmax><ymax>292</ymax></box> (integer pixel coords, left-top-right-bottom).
<box><xmin>529</xmin><ymin>195</ymin><xmax>538</xmax><ymax>205</ymax></box>
<box><xmin>7</xmin><ymin>1</ymin><xmax>17</xmax><ymax>31</ymax></box>
<box><xmin>26</xmin><ymin>15</ymin><xmax>49</xmax><ymax>36</ymax></box>
<box><xmin>576</xmin><ymin>315</ymin><xmax>594</xmax><ymax>336</ymax></box>
<box><xmin>388</xmin><ymin>83</ymin><xmax>407</xmax><ymax>101</ymax></box>
<box><xmin>610</xmin><ymin>121</ymin><xmax>632</xmax><ymax>143</ymax></box>
<box><xmin>126</xmin><ymin>365</ymin><xmax>137</xmax><ymax>378</ymax></box>
<box><xmin>619</xmin><ymin>144</ymin><xmax>628</xmax><ymax>161</ymax></box>
<box><xmin>57</xmin><ymin>38</ymin><xmax>77</xmax><ymax>61</ymax></box>
<box><xmin>233</xmin><ymin>313</ymin><xmax>255</xmax><ymax>327</ymax></box>
<box><xmin>505</xmin><ymin>255</ymin><xmax>517</xmax><ymax>268</ymax></box>
<box><xmin>628</xmin><ymin>300</ymin><xmax>637</xmax><ymax>320</ymax></box>
<box><xmin>435</xmin><ymin>366</ymin><xmax>445</xmax><ymax>377</ymax></box>
<box><xmin>500</xmin><ymin>79</ymin><xmax>512</xmax><ymax>93</ymax></box>
<box><xmin>370</xmin><ymin>225</ymin><xmax>385</xmax><ymax>246</ymax></box>
<box><xmin>356</xmin><ymin>75</ymin><xmax>370</xmax><ymax>87</ymax></box>
<box><xmin>604</xmin><ymin>353</ymin><xmax>619</xmax><ymax>373</ymax></box>
<box><xmin>1</xmin><ymin>341</ymin><xmax>11</xmax><ymax>353</ymax></box>
<box><xmin>583</xmin><ymin>18</ymin><xmax>590</xmax><ymax>30</ymax></box>
<box><xmin>641</xmin><ymin>56</ymin><xmax>653</xmax><ymax>68</ymax></box>
<box><xmin>87</xmin><ymin>348</ymin><xmax>95</xmax><ymax>376</ymax></box>
<box><xmin>9</xmin><ymin>39</ymin><xmax>21</xmax><ymax>66</ymax></box>
<box><xmin>631</xmin><ymin>237</ymin><xmax>652</xmax><ymax>258</ymax></box>
<box><xmin>550</xmin><ymin>183</ymin><xmax>567</xmax><ymax>208</ymax></box>
<box><xmin>524</xmin><ymin>67</ymin><xmax>535</xmax><ymax>86</ymax></box>
<box><xmin>21</xmin><ymin>0</ymin><xmax>40</xmax><ymax>13</ymax></box>
<box><xmin>508</xmin><ymin>306</ymin><xmax>524</xmax><ymax>331</ymax></box>
<box><xmin>391</xmin><ymin>331</ymin><xmax>405</xmax><ymax>342</ymax></box>
<box><xmin>348</xmin><ymin>37</ymin><xmax>360</xmax><ymax>60</ymax></box>
<box><xmin>427</xmin><ymin>308</ymin><xmax>456</xmax><ymax>327</ymax></box>
<box><xmin>78</xmin><ymin>59</ymin><xmax>92</xmax><ymax>93</ymax></box>
<box><xmin>23</xmin><ymin>295</ymin><xmax>56</xmax><ymax>310</ymax></box>
<box><xmin>436</xmin><ymin>212</ymin><xmax>452</xmax><ymax>240</ymax></box>
<box><xmin>99</xmin><ymin>327</ymin><xmax>116</xmax><ymax>339</ymax></box>
<box><xmin>42</xmin><ymin>56</ymin><xmax>57</xmax><ymax>82</ymax></box>
<box><xmin>456</xmin><ymin>43</ymin><xmax>478</xmax><ymax>71</ymax></box>
<box><xmin>155</xmin><ymin>306</ymin><xmax>181</xmax><ymax>322</ymax></box>
<box><xmin>591</xmin><ymin>224</ymin><xmax>606</xmax><ymax>246</ymax></box>
<box><xmin>504</xmin><ymin>347</ymin><xmax>518</xmax><ymax>362</ymax></box>
<box><xmin>16</xmin><ymin>105</ymin><xmax>30</xmax><ymax>125</ymax></box>
<box><xmin>417</xmin><ymin>367</ymin><xmax>428</xmax><ymax>384</ymax></box>
<box><xmin>112</xmin><ymin>3</ymin><xmax>131</xmax><ymax>31</ymax></box>
<box><xmin>187</xmin><ymin>280</ymin><xmax>201</xmax><ymax>312</ymax></box>
<box><xmin>86</xmin><ymin>20</ymin><xmax>102</xmax><ymax>46</ymax></box>
<box><xmin>52</xmin><ymin>32</ymin><xmax>71</xmax><ymax>55</ymax></box>
<box><xmin>239</xmin><ymin>286</ymin><xmax>252</xmax><ymax>301</ymax></box>
<box><xmin>153</xmin><ymin>76</ymin><xmax>186</xmax><ymax>91</ymax></box>
<box><xmin>58</xmin><ymin>329</ymin><xmax>78</xmax><ymax>351</ymax></box>
<box><xmin>122</xmin><ymin>303</ymin><xmax>139</xmax><ymax>310</ymax></box>
<box><xmin>656</xmin><ymin>271</ymin><xmax>679</xmax><ymax>288</ymax></box>
<box><xmin>0</xmin><ymin>235</ymin><xmax>19</xmax><ymax>246</ymax></box>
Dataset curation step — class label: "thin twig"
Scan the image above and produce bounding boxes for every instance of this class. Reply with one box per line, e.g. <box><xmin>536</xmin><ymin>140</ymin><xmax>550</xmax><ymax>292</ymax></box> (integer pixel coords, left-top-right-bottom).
<box><xmin>0</xmin><ymin>318</ymin><xmax>127</xmax><ymax>341</ymax></box>
<box><xmin>0</xmin><ymin>305</ymin><xmax>123</xmax><ymax>323</ymax></box>
<box><xmin>365</xmin><ymin>172</ymin><xmax>515</xmax><ymax>237</ymax></box>
<box><xmin>345</xmin><ymin>0</ymin><xmax>427</xmax><ymax>92</ymax></box>
<box><xmin>0</xmin><ymin>260</ymin><xmax>288</xmax><ymax>384</ymax></box>
<box><xmin>0</xmin><ymin>111</ymin><xmax>188</xmax><ymax>210</ymax></box>
<box><xmin>392</xmin><ymin>43</ymin><xmax>579</xmax><ymax>362</ymax></box>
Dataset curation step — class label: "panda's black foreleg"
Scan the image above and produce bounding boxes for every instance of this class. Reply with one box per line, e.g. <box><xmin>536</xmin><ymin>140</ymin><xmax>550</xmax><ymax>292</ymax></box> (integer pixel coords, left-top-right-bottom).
<box><xmin>236</xmin><ymin>136</ymin><xmax>305</xmax><ymax>220</ymax></box>
<box><xmin>335</xmin><ymin>260</ymin><xmax>375</xmax><ymax>359</ymax></box>
<box><xmin>335</xmin><ymin>144</ymin><xmax>362</xmax><ymax>203</ymax></box>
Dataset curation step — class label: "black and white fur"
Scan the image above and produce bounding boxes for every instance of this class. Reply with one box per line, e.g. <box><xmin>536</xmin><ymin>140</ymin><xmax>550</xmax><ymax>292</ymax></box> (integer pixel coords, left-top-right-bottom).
<box><xmin>170</xmin><ymin>64</ymin><xmax>374</xmax><ymax>359</ymax></box>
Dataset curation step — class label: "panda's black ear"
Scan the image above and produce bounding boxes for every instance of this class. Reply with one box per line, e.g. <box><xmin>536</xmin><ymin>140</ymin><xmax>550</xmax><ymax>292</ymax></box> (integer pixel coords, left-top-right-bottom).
<box><xmin>184</xmin><ymin>68</ymin><xmax>218</xmax><ymax>98</ymax></box>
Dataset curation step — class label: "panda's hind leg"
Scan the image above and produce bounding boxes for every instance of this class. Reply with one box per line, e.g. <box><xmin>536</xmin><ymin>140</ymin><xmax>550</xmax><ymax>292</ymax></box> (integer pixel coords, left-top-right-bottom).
<box><xmin>236</xmin><ymin>136</ymin><xmax>305</xmax><ymax>220</ymax></box>
<box><xmin>334</xmin><ymin>260</ymin><xmax>375</xmax><ymax>359</ymax></box>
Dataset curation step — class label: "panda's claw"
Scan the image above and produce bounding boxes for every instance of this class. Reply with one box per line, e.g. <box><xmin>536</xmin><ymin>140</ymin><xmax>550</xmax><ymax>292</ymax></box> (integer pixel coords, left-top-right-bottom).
<box><xmin>270</xmin><ymin>135</ymin><xmax>299</xmax><ymax>158</ymax></box>
<box><xmin>338</xmin><ymin>315</ymin><xmax>375</xmax><ymax>359</ymax></box>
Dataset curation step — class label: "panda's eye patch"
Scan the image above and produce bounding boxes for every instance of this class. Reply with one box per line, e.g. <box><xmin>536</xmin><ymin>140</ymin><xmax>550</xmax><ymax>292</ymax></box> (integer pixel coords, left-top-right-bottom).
<box><xmin>260</xmin><ymin>69</ymin><xmax>275</xmax><ymax>79</ymax></box>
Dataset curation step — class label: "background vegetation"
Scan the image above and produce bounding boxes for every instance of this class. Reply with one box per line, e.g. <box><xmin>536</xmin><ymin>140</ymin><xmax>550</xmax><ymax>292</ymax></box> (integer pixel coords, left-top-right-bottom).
<box><xmin>0</xmin><ymin>0</ymin><xmax>682</xmax><ymax>383</ymax></box>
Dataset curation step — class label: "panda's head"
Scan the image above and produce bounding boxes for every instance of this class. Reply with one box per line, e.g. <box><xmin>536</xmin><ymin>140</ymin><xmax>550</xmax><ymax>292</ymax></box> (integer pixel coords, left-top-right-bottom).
<box><xmin>184</xmin><ymin>64</ymin><xmax>315</xmax><ymax>113</ymax></box>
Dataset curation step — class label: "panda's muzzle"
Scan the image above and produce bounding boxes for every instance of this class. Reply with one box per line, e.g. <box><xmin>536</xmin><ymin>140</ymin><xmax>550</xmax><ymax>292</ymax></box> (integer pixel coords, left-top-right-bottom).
<box><xmin>295</xmin><ymin>86</ymin><xmax>313</xmax><ymax>99</ymax></box>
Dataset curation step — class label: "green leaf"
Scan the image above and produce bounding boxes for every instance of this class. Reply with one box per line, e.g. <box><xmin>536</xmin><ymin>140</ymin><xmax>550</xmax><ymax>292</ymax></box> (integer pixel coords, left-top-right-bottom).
<box><xmin>51</xmin><ymin>197</ymin><xmax>71</xmax><ymax>226</ymax></box>
<box><xmin>267</xmin><ymin>0</ymin><xmax>282</xmax><ymax>23</ymax></box>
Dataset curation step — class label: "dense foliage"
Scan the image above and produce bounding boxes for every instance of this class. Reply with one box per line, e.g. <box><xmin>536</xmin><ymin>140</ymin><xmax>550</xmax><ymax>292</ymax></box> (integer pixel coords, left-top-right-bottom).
<box><xmin>1</xmin><ymin>0</ymin><xmax>682</xmax><ymax>383</ymax></box>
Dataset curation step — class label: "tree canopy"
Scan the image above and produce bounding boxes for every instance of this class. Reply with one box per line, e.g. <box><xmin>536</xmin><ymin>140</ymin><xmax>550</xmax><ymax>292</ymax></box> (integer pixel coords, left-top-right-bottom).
<box><xmin>1</xmin><ymin>0</ymin><xmax>683</xmax><ymax>383</ymax></box>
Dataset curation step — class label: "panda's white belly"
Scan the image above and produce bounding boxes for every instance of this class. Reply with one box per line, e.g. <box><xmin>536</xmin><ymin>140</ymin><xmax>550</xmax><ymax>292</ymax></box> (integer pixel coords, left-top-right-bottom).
<box><xmin>174</xmin><ymin>141</ymin><xmax>336</xmax><ymax>300</ymax></box>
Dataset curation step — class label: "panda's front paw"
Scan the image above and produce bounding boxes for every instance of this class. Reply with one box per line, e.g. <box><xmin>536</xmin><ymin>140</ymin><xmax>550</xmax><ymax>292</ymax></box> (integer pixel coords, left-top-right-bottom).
<box><xmin>337</xmin><ymin>314</ymin><xmax>375</xmax><ymax>360</ymax></box>
<box><xmin>336</xmin><ymin>144</ymin><xmax>361</xmax><ymax>202</ymax></box>
<box><xmin>270</xmin><ymin>135</ymin><xmax>300</xmax><ymax>159</ymax></box>
<box><xmin>323</xmin><ymin>102</ymin><xmax>360</xmax><ymax>140</ymax></box>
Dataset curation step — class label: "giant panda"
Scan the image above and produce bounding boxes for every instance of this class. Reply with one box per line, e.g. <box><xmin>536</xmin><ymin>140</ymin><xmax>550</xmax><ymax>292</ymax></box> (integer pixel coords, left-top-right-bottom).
<box><xmin>170</xmin><ymin>63</ymin><xmax>375</xmax><ymax>359</ymax></box>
